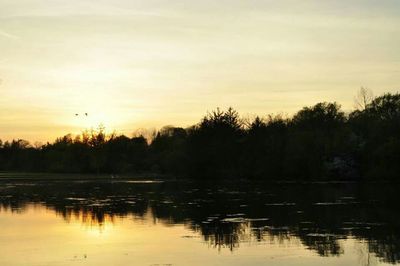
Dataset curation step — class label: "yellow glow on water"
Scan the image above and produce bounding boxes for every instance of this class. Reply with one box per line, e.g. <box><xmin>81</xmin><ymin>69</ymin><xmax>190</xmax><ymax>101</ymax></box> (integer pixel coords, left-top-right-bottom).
<box><xmin>0</xmin><ymin>204</ymin><xmax>393</xmax><ymax>266</ymax></box>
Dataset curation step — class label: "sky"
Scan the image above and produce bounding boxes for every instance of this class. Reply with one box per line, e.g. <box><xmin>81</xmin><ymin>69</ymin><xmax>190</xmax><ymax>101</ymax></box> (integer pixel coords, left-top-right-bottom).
<box><xmin>0</xmin><ymin>0</ymin><xmax>399</xmax><ymax>142</ymax></box>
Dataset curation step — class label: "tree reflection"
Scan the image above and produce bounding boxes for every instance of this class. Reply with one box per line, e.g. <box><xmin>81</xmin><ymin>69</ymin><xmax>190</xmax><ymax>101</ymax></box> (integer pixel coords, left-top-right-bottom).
<box><xmin>0</xmin><ymin>179</ymin><xmax>399</xmax><ymax>263</ymax></box>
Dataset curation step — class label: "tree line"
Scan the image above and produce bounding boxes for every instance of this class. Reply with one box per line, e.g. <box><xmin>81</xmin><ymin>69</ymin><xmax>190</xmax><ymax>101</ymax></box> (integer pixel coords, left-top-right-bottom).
<box><xmin>1</xmin><ymin>90</ymin><xmax>399</xmax><ymax>181</ymax></box>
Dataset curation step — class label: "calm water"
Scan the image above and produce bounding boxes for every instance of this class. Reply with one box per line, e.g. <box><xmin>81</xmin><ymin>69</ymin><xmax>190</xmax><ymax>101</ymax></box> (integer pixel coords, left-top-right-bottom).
<box><xmin>0</xmin><ymin>176</ymin><xmax>399</xmax><ymax>266</ymax></box>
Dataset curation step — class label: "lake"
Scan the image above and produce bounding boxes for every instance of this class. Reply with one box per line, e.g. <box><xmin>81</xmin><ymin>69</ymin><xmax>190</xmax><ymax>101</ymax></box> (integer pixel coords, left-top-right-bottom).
<box><xmin>0</xmin><ymin>176</ymin><xmax>399</xmax><ymax>265</ymax></box>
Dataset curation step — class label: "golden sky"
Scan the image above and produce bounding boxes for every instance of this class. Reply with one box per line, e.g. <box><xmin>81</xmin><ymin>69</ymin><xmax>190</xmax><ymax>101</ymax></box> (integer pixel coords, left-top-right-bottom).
<box><xmin>0</xmin><ymin>0</ymin><xmax>399</xmax><ymax>142</ymax></box>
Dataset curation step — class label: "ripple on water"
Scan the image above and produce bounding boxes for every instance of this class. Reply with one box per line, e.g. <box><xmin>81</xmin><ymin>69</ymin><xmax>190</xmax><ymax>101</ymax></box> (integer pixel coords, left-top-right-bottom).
<box><xmin>65</xmin><ymin>197</ymin><xmax>87</xmax><ymax>201</ymax></box>
<box><xmin>265</xmin><ymin>202</ymin><xmax>296</xmax><ymax>206</ymax></box>
<box><xmin>116</xmin><ymin>180</ymin><xmax>164</xmax><ymax>184</ymax></box>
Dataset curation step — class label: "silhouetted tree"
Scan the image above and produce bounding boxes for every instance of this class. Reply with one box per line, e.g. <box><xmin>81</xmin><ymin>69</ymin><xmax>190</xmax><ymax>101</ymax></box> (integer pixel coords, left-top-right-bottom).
<box><xmin>186</xmin><ymin>108</ymin><xmax>244</xmax><ymax>179</ymax></box>
<box><xmin>349</xmin><ymin>93</ymin><xmax>400</xmax><ymax>179</ymax></box>
<box><xmin>354</xmin><ymin>87</ymin><xmax>374</xmax><ymax>110</ymax></box>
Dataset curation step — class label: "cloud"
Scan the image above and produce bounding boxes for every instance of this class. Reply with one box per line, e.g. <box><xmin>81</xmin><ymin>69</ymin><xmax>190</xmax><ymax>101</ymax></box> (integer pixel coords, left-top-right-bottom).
<box><xmin>0</xmin><ymin>29</ymin><xmax>19</xmax><ymax>39</ymax></box>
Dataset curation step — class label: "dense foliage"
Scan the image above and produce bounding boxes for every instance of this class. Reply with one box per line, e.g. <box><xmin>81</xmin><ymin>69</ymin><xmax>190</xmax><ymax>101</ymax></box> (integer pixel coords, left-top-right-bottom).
<box><xmin>1</xmin><ymin>92</ymin><xmax>399</xmax><ymax>181</ymax></box>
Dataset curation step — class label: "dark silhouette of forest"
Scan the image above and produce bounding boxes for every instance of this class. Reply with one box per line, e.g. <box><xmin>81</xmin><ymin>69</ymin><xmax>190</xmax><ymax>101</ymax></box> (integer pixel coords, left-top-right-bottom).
<box><xmin>1</xmin><ymin>91</ymin><xmax>399</xmax><ymax>181</ymax></box>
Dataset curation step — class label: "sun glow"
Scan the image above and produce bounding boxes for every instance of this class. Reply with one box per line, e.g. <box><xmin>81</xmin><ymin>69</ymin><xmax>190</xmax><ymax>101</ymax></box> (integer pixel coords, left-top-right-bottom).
<box><xmin>1</xmin><ymin>0</ymin><xmax>400</xmax><ymax>142</ymax></box>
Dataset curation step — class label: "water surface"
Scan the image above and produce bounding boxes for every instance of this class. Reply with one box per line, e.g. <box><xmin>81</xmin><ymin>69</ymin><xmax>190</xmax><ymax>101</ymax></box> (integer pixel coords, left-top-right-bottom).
<box><xmin>0</xmin><ymin>177</ymin><xmax>399</xmax><ymax>265</ymax></box>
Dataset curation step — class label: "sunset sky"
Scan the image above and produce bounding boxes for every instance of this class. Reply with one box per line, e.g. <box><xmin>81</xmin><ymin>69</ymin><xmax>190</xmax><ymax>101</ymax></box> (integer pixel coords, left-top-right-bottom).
<box><xmin>1</xmin><ymin>0</ymin><xmax>399</xmax><ymax>142</ymax></box>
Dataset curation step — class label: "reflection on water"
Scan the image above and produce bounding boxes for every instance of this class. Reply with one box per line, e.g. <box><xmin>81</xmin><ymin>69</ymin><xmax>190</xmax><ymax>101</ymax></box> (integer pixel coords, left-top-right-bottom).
<box><xmin>0</xmin><ymin>178</ymin><xmax>399</xmax><ymax>266</ymax></box>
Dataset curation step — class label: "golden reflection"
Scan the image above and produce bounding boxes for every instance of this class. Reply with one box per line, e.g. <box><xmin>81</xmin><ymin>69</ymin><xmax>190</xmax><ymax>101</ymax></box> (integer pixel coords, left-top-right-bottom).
<box><xmin>1</xmin><ymin>179</ymin><xmax>398</xmax><ymax>266</ymax></box>
<box><xmin>60</xmin><ymin>208</ymin><xmax>116</xmax><ymax>227</ymax></box>
<box><xmin>0</xmin><ymin>203</ymin><xmax>388</xmax><ymax>266</ymax></box>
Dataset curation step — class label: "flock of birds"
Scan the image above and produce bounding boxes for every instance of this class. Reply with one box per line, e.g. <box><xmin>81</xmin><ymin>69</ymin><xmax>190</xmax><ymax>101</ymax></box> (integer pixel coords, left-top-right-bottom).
<box><xmin>75</xmin><ymin>113</ymin><xmax>89</xmax><ymax>116</ymax></box>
